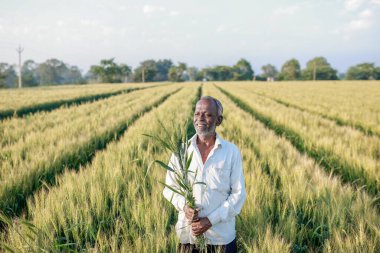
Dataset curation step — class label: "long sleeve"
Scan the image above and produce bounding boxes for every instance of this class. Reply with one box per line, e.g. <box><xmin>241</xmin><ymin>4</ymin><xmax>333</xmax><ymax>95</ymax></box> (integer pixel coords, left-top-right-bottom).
<box><xmin>163</xmin><ymin>153</ymin><xmax>186</xmax><ymax>212</ymax></box>
<box><xmin>207</xmin><ymin>148</ymin><xmax>246</xmax><ymax>225</ymax></box>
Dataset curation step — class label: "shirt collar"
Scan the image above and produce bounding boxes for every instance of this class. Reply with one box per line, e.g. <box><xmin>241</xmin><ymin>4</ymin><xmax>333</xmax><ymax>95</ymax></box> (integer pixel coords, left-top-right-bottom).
<box><xmin>190</xmin><ymin>132</ymin><xmax>223</xmax><ymax>148</ymax></box>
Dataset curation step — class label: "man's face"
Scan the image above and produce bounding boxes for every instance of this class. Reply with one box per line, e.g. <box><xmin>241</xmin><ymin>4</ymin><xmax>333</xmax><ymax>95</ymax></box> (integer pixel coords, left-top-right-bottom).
<box><xmin>193</xmin><ymin>99</ymin><xmax>221</xmax><ymax>137</ymax></box>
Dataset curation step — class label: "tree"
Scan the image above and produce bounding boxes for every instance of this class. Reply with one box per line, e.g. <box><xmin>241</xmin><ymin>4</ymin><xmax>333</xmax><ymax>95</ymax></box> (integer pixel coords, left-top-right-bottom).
<box><xmin>0</xmin><ymin>63</ymin><xmax>17</xmax><ymax>88</ymax></box>
<box><xmin>187</xmin><ymin>67</ymin><xmax>199</xmax><ymax>81</ymax></box>
<box><xmin>119</xmin><ymin>64</ymin><xmax>132</xmax><ymax>82</ymax></box>
<box><xmin>21</xmin><ymin>60</ymin><xmax>39</xmax><ymax>87</ymax></box>
<box><xmin>36</xmin><ymin>58</ymin><xmax>68</xmax><ymax>85</ymax></box>
<box><xmin>301</xmin><ymin>57</ymin><xmax>338</xmax><ymax>80</ymax></box>
<box><xmin>168</xmin><ymin>62</ymin><xmax>187</xmax><ymax>82</ymax></box>
<box><xmin>278</xmin><ymin>59</ymin><xmax>301</xmax><ymax>80</ymax></box>
<box><xmin>232</xmin><ymin>58</ymin><xmax>254</xmax><ymax>80</ymax></box>
<box><xmin>89</xmin><ymin>58</ymin><xmax>131</xmax><ymax>83</ymax></box>
<box><xmin>65</xmin><ymin>66</ymin><xmax>86</xmax><ymax>84</ymax></box>
<box><xmin>133</xmin><ymin>60</ymin><xmax>157</xmax><ymax>82</ymax></box>
<box><xmin>201</xmin><ymin>66</ymin><xmax>234</xmax><ymax>81</ymax></box>
<box><xmin>154</xmin><ymin>59</ymin><xmax>173</xmax><ymax>81</ymax></box>
<box><xmin>261</xmin><ymin>64</ymin><xmax>278</xmax><ymax>80</ymax></box>
<box><xmin>346</xmin><ymin>63</ymin><xmax>380</xmax><ymax>80</ymax></box>
<box><xmin>36</xmin><ymin>59</ymin><xmax>85</xmax><ymax>85</ymax></box>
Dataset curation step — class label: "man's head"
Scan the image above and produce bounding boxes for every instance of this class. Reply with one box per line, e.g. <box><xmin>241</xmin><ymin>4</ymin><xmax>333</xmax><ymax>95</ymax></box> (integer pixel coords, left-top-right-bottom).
<box><xmin>193</xmin><ymin>96</ymin><xmax>223</xmax><ymax>138</ymax></box>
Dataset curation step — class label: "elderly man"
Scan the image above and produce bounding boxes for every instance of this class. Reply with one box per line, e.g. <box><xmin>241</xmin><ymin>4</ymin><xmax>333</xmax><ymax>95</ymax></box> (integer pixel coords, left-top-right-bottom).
<box><xmin>163</xmin><ymin>96</ymin><xmax>246</xmax><ymax>253</ymax></box>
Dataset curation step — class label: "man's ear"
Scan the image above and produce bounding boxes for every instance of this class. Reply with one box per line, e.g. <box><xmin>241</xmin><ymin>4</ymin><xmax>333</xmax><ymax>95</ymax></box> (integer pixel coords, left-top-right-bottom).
<box><xmin>216</xmin><ymin>115</ymin><xmax>223</xmax><ymax>126</ymax></box>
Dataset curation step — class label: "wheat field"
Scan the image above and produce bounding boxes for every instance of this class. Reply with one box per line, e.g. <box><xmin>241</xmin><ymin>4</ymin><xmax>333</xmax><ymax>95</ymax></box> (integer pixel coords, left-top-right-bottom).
<box><xmin>0</xmin><ymin>81</ymin><xmax>379</xmax><ymax>252</ymax></box>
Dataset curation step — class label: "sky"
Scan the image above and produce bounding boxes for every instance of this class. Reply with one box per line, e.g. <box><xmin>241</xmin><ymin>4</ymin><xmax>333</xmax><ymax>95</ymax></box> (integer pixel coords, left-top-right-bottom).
<box><xmin>0</xmin><ymin>0</ymin><xmax>379</xmax><ymax>74</ymax></box>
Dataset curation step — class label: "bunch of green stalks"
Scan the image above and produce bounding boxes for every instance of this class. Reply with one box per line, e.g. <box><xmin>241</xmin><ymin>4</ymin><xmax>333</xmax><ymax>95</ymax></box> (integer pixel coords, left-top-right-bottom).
<box><xmin>144</xmin><ymin>120</ymin><xmax>207</xmax><ymax>250</ymax></box>
<box><xmin>0</xmin><ymin>85</ymin><xmax>196</xmax><ymax>252</ymax></box>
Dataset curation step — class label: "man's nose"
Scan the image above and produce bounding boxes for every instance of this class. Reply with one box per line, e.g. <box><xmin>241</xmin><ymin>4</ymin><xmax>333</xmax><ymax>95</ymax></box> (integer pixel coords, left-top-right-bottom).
<box><xmin>198</xmin><ymin>113</ymin><xmax>206</xmax><ymax>119</ymax></box>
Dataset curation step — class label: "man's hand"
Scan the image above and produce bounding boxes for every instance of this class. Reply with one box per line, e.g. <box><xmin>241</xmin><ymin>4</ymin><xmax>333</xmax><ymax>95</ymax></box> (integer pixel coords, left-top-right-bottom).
<box><xmin>184</xmin><ymin>204</ymin><xmax>200</xmax><ymax>224</ymax></box>
<box><xmin>191</xmin><ymin>217</ymin><xmax>212</xmax><ymax>236</ymax></box>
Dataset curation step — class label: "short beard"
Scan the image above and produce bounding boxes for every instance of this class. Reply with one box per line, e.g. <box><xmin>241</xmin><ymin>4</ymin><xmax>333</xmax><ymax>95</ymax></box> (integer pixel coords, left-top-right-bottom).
<box><xmin>194</xmin><ymin>122</ymin><xmax>216</xmax><ymax>138</ymax></box>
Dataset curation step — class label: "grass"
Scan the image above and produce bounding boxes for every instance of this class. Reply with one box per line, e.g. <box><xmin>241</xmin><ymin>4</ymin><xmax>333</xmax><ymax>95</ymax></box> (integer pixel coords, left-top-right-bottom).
<box><xmin>204</xmin><ymin>83</ymin><xmax>380</xmax><ymax>252</ymax></box>
<box><xmin>243</xmin><ymin>88</ymin><xmax>379</xmax><ymax>138</ymax></box>
<box><xmin>0</xmin><ymin>86</ymin><xmax>181</xmax><ymax>219</ymax></box>
<box><xmin>0</xmin><ymin>84</ymin><xmax>164</xmax><ymax>120</ymax></box>
<box><xmin>1</xmin><ymin>81</ymin><xmax>380</xmax><ymax>252</ymax></box>
<box><xmin>1</xmin><ymin>85</ymin><xmax>199</xmax><ymax>252</ymax></box>
<box><xmin>216</xmin><ymin>85</ymin><xmax>380</xmax><ymax>198</ymax></box>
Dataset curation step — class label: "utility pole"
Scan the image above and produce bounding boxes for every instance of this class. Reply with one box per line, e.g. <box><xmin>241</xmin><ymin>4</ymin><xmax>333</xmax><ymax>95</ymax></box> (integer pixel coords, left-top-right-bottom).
<box><xmin>142</xmin><ymin>67</ymin><xmax>145</xmax><ymax>83</ymax></box>
<box><xmin>16</xmin><ymin>45</ymin><xmax>24</xmax><ymax>88</ymax></box>
<box><xmin>313</xmin><ymin>62</ymin><xmax>316</xmax><ymax>81</ymax></box>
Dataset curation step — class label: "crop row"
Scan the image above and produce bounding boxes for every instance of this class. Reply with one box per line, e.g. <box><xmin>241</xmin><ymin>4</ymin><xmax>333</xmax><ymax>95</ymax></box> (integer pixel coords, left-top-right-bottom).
<box><xmin>226</xmin><ymin>81</ymin><xmax>380</xmax><ymax>137</ymax></box>
<box><xmin>204</xmin><ymin>84</ymin><xmax>380</xmax><ymax>252</ymax></box>
<box><xmin>0</xmin><ymin>85</ymin><xmax>181</xmax><ymax>218</ymax></box>
<box><xmin>0</xmin><ymin>85</ymin><xmax>161</xmax><ymax>148</ymax></box>
<box><xmin>0</xmin><ymin>83</ymin><xmax>161</xmax><ymax>120</ymax></box>
<box><xmin>243</xmin><ymin>86</ymin><xmax>379</xmax><ymax>138</ymax></box>
<box><xmin>1</xmin><ymin>85</ymin><xmax>200</xmax><ymax>252</ymax></box>
<box><xmin>217</xmin><ymin>83</ymin><xmax>380</xmax><ymax>197</ymax></box>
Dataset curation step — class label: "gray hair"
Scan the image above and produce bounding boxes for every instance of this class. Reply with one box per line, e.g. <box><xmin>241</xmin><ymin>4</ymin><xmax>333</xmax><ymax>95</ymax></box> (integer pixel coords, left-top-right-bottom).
<box><xmin>199</xmin><ymin>96</ymin><xmax>223</xmax><ymax>117</ymax></box>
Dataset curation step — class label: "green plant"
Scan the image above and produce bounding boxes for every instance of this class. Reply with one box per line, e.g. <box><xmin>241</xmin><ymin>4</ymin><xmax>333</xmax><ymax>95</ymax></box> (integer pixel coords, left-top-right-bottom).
<box><xmin>144</xmin><ymin>120</ymin><xmax>207</xmax><ymax>250</ymax></box>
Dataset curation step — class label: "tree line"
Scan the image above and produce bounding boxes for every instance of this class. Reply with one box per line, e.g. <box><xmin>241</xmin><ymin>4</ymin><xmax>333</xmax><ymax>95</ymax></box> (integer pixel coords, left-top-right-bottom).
<box><xmin>1</xmin><ymin>57</ymin><xmax>380</xmax><ymax>88</ymax></box>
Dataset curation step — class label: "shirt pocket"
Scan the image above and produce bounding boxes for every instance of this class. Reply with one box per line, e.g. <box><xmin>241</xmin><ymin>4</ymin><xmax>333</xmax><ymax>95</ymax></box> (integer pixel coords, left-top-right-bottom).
<box><xmin>207</xmin><ymin>161</ymin><xmax>230</xmax><ymax>192</ymax></box>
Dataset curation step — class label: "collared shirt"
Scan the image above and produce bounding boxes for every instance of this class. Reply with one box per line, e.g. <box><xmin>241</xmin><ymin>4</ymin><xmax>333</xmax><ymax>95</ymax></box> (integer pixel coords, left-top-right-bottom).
<box><xmin>163</xmin><ymin>133</ymin><xmax>246</xmax><ymax>245</ymax></box>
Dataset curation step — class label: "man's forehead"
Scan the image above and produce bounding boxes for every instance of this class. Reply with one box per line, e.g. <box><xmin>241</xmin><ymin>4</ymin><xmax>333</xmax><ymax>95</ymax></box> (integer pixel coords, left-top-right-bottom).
<box><xmin>196</xmin><ymin>99</ymin><xmax>213</xmax><ymax>107</ymax></box>
<box><xmin>195</xmin><ymin>99</ymin><xmax>217</xmax><ymax>111</ymax></box>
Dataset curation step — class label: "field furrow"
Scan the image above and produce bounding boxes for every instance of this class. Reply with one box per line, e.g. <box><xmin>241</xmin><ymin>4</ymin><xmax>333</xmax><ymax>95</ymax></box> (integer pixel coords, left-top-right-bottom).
<box><xmin>0</xmin><ymin>85</ymin><xmax>181</xmax><ymax>218</ymax></box>
<box><xmin>217</xmin><ymin>84</ymin><xmax>380</xmax><ymax>197</ymax></box>
<box><xmin>1</xmin><ymin>85</ymin><xmax>200</xmax><ymax>252</ymax></box>
<box><xmin>0</xmin><ymin>83</ymin><xmax>162</xmax><ymax>120</ymax></box>
<box><xmin>242</xmin><ymin>87</ymin><xmax>380</xmax><ymax>138</ymax></box>
<box><xmin>225</xmin><ymin>81</ymin><xmax>380</xmax><ymax>136</ymax></box>
<box><xmin>205</xmin><ymin>84</ymin><xmax>380</xmax><ymax>252</ymax></box>
<box><xmin>0</xmin><ymin>86</ymin><xmax>157</xmax><ymax>148</ymax></box>
<box><xmin>1</xmin><ymin>81</ymin><xmax>379</xmax><ymax>252</ymax></box>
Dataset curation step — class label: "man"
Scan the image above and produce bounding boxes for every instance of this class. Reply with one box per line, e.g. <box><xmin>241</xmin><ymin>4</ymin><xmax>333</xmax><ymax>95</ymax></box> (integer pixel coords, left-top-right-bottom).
<box><xmin>163</xmin><ymin>96</ymin><xmax>246</xmax><ymax>253</ymax></box>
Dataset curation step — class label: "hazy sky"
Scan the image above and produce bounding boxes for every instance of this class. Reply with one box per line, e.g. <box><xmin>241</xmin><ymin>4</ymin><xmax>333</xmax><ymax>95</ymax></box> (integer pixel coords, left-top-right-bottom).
<box><xmin>0</xmin><ymin>0</ymin><xmax>379</xmax><ymax>74</ymax></box>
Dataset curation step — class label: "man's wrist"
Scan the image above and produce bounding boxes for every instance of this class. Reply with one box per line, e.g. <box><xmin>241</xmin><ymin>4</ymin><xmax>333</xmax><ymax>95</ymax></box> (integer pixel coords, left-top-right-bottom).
<box><xmin>204</xmin><ymin>217</ymin><xmax>212</xmax><ymax>227</ymax></box>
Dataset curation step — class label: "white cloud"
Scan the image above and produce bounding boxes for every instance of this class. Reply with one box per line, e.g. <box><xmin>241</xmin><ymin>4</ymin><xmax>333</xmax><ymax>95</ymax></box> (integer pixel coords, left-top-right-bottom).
<box><xmin>348</xmin><ymin>18</ymin><xmax>372</xmax><ymax>30</ymax></box>
<box><xmin>345</xmin><ymin>0</ymin><xmax>364</xmax><ymax>11</ymax></box>
<box><xmin>143</xmin><ymin>5</ymin><xmax>166</xmax><ymax>14</ymax></box>
<box><xmin>80</xmin><ymin>19</ymin><xmax>98</xmax><ymax>26</ymax></box>
<box><xmin>56</xmin><ymin>20</ymin><xmax>64</xmax><ymax>27</ymax></box>
<box><xmin>273</xmin><ymin>5</ymin><xmax>300</xmax><ymax>16</ymax></box>
<box><xmin>170</xmin><ymin>10</ymin><xmax>180</xmax><ymax>16</ymax></box>
<box><xmin>359</xmin><ymin>9</ymin><xmax>373</xmax><ymax>17</ymax></box>
<box><xmin>370</xmin><ymin>0</ymin><xmax>380</xmax><ymax>5</ymax></box>
<box><xmin>216</xmin><ymin>25</ymin><xmax>225</xmax><ymax>33</ymax></box>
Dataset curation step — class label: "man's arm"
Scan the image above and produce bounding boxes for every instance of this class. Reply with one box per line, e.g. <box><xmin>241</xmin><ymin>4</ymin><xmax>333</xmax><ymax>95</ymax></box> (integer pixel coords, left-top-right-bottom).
<box><xmin>207</xmin><ymin>148</ymin><xmax>246</xmax><ymax>225</ymax></box>
<box><xmin>162</xmin><ymin>154</ymin><xmax>186</xmax><ymax>212</ymax></box>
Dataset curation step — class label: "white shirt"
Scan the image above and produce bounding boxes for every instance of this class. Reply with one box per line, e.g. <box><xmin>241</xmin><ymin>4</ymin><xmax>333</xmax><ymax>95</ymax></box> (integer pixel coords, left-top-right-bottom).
<box><xmin>163</xmin><ymin>133</ymin><xmax>246</xmax><ymax>245</ymax></box>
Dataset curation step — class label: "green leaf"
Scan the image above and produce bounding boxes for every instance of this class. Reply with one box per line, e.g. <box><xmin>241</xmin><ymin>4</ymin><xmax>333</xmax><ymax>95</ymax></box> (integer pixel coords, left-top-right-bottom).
<box><xmin>158</xmin><ymin>181</ymin><xmax>185</xmax><ymax>197</ymax></box>
<box><xmin>193</xmin><ymin>182</ymin><xmax>206</xmax><ymax>186</ymax></box>
<box><xmin>154</xmin><ymin>160</ymin><xmax>174</xmax><ymax>172</ymax></box>
<box><xmin>0</xmin><ymin>212</ymin><xmax>12</xmax><ymax>226</ymax></box>
<box><xmin>0</xmin><ymin>243</ymin><xmax>16</xmax><ymax>253</ymax></box>
<box><xmin>186</xmin><ymin>151</ymin><xmax>194</xmax><ymax>170</ymax></box>
<box><xmin>175</xmin><ymin>177</ymin><xmax>190</xmax><ymax>192</ymax></box>
<box><xmin>142</xmin><ymin>134</ymin><xmax>173</xmax><ymax>152</ymax></box>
